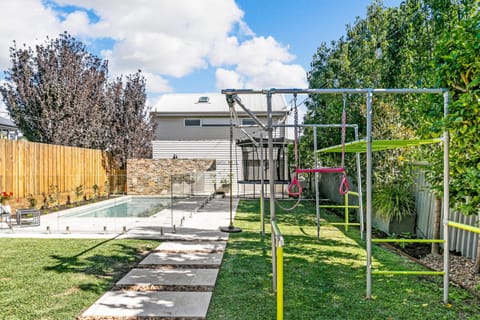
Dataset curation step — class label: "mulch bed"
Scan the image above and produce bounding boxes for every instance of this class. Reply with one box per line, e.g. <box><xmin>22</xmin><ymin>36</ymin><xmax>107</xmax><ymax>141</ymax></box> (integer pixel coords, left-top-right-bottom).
<box><xmin>377</xmin><ymin>235</ymin><xmax>480</xmax><ymax>297</ymax></box>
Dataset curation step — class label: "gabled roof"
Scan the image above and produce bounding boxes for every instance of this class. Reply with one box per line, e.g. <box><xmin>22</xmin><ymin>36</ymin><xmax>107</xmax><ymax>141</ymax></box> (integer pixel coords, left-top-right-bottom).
<box><xmin>0</xmin><ymin>116</ymin><xmax>17</xmax><ymax>130</ymax></box>
<box><xmin>152</xmin><ymin>92</ymin><xmax>288</xmax><ymax>116</ymax></box>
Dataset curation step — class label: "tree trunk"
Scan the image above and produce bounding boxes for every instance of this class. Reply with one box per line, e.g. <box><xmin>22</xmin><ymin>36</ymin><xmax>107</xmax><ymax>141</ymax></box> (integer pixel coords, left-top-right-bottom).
<box><xmin>474</xmin><ymin>238</ymin><xmax>480</xmax><ymax>274</ymax></box>
<box><xmin>431</xmin><ymin>197</ymin><xmax>442</xmax><ymax>255</ymax></box>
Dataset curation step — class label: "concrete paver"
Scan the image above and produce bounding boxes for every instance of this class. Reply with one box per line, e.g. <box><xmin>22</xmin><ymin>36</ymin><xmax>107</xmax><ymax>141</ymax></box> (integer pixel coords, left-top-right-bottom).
<box><xmin>119</xmin><ymin>227</ymin><xmax>229</xmax><ymax>241</ymax></box>
<box><xmin>117</xmin><ymin>268</ymin><xmax>219</xmax><ymax>287</ymax></box>
<box><xmin>140</xmin><ymin>252</ymin><xmax>224</xmax><ymax>267</ymax></box>
<box><xmin>154</xmin><ymin>241</ymin><xmax>226</xmax><ymax>253</ymax></box>
<box><xmin>81</xmin><ymin>291</ymin><xmax>212</xmax><ymax>318</ymax></box>
<box><xmin>73</xmin><ymin>197</ymin><xmax>238</xmax><ymax>319</ymax></box>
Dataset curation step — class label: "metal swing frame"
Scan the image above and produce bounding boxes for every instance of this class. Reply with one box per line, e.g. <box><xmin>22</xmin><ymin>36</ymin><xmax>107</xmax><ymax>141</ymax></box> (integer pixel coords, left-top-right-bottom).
<box><xmin>222</xmin><ymin>87</ymin><xmax>450</xmax><ymax>305</ymax></box>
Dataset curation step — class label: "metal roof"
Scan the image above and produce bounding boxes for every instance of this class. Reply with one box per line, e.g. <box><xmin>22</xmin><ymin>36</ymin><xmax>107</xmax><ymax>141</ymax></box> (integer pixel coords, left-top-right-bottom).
<box><xmin>152</xmin><ymin>92</ymin><xmax>288</xmax><ymax>116</ymax></box>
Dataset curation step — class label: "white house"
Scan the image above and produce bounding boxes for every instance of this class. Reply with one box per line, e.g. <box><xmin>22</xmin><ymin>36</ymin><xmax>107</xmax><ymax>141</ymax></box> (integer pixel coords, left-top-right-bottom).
<box><xmin>150</xmin><ymin>93</ymin><xmax>289</xmax><ymax>196</ymax></box>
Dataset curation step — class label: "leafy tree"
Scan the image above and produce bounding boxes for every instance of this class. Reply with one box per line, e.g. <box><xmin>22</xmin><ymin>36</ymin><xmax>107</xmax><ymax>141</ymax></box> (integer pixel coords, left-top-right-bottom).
<box><xmin>303</xmin><ymin>0</ymin><xmax>479</xmax><ymax>259</ymax></box>
<box><xmin>1</xmin><ymin>32</ymin><xmax>108</xmax><ymax>146</ymax></box>
<box><xmin>433</xmin><ymin>6</ymin><xmax>480</xmax><ymax>215</ymax></box>
<box><xmin>1</xmin><ymin>32</ymin><xmax>154</xmax><ymax>168</ymax></box>
<box><xmin>106</xmin><ymin>72</ymin><xmax>154</xmax><ymax>168</ymax></box>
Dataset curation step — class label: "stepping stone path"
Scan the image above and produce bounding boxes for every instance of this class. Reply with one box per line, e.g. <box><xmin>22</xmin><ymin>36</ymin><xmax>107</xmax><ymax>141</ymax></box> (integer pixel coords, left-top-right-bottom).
<box><xmin>78</xmin><ymin>197</ymin><xmax>235</xmax><ymax>320</ymax></box>
<box><xmin>79</xmin><ymin>239</ymin><xmax>227</xmax><ymax>319</ymax></box>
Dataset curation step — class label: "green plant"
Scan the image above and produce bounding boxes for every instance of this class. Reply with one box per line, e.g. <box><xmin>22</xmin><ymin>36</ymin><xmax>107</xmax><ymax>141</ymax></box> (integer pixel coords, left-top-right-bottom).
<box><xmin>75</xmin><ymin>185</ymin><xmax>83</xmax><ymax>203</ymax></box>
<box><xmin>104</xmin><ymin>181</ymin><xmax>110</xmax><ymax>196</ymax></box>
<box><xmin>47</xmin><ymin>185</ymin><xmax>59</xmax><ymax>208</ymax></box>
<box><xmin>373</xmin><ymin>182</ymin><xmax>416</xmax><ymax>222</ymax></box>
<box><xmin>387</xmin><ymin>232</ymin><xmax>414</xmax><ymax>249</ymax></box>
<box><xmin>26</xmin><ymin>194</ymin><xmax>37</xmax><ymax>208</ymax></box>
<box><xmin>92</xmin><ymin>184</ymin><xmax>99</xmax><ymax>199</ymax></box>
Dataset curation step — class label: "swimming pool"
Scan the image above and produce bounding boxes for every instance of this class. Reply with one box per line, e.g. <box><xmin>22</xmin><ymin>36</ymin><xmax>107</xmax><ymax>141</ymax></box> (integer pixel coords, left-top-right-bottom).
<box><xmin>60</xmin><ymin>196</ymin><xmax>171</xmax><ymax>218</ymax></box>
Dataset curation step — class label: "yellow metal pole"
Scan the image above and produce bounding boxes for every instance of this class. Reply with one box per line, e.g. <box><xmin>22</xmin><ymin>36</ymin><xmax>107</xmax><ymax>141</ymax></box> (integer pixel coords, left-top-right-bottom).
<box><xmin>345</xmin><ymin>192</ymin><xmax>349</xmax><ymax>232</ymax></box>
<box><xmin>372</xmin><ymin>239</ymin><xmax>445</xmax><ymax>243</ymax></box>
<box><xmin>448</xmin><ymin>221</ymin><xmax>480</xmax><ymax>234</ymax></box>
<box><xmin>277</xmin><ymin>244</ymin><xmax>284</xmax><ymax>320</ymax></box>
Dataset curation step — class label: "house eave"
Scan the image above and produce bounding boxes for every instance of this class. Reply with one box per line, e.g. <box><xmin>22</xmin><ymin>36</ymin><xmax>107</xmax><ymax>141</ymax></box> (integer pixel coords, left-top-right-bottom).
<box><xmin>151</xmin><ymin>111</ymin><xmax>287</xmax><ymax>117</ymax></box>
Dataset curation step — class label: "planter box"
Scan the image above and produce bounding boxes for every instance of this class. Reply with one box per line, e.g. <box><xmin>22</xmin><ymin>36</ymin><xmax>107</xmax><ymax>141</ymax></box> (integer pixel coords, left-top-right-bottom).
<box><xmin>373</xmin><ymin>212</ymin><xmax>416</xmax><ymax>235</ymax></box>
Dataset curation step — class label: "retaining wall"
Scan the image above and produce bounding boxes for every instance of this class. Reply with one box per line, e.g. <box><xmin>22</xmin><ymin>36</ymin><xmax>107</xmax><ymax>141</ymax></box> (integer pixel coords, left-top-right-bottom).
<box><xmin>127</xmin><ymin>159</ymin><xmax>216</xmax><ymax>195</ymax></box>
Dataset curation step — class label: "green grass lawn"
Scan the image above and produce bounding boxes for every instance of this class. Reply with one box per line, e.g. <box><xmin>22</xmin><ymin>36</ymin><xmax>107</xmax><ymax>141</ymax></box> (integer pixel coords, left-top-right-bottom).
<box><xmin>208</xmin><ymin>200</ymin><xmax>480</xmax><ymax>320</ymax></box>
<box><xmin>0</xmin><ymin>238</ymin><xmax>160</xmax><ymax>320</ymax></box>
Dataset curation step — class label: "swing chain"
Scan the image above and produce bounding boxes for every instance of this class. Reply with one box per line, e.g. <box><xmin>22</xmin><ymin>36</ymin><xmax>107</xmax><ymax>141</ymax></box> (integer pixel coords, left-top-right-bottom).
<box><xmin>341</xmin><ymin>94</ymin><xmax>347</xmax><ymax>169</ymax></box>
<box><xmin>293</xmin><ymin>93</ymin><xmax>299</xmax><ymax>169</ymax></box>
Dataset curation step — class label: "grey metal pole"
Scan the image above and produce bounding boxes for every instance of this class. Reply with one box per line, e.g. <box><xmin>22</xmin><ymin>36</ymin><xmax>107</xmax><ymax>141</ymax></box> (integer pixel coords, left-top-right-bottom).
<box><xmin>232</xmin><ymin>95</ymin><xmax>268</xmax><ymax>131</ymax></box>
<box><xmin>222</xmin><ymin>88</ymin><xmax>445</xmax><ymax>95</ymax></box>
<box><xmin>170</xmin><ymin>175</ymin><xmax>174</xmax><ymax>227</ymax></box>
<box><xmin>260</xmin><ymin>132</ymin><xmax>265</xmax><ymax>236</ymax></box>
<box><xmin>219</xmin><ymin>109</ymin><xmax>242</xmax><ymax>233</ymax></box>
<box><xmin>366</xmin><ymin>91</ymin><xmax>373</xmax><ymax>299</ymax></box>
<box><xmin>314</xmin><ymin>126</ymin><xmax>320</xmax><ymax>238</ymax></box>
<box><xmin>230</xmin><ymin>119</ymin><xmax>233</xmax><ymax>224</ymax></box>
<box><xmin>355</xmin><ymin>126</ymin><xmax>364</xmax><ymax>240</ymax></box>
<box><xmin>267</xmin><ymin>92</ymin><xmax>277</xmax><ymax>291</ymax></box>
<box><xmin>443</xmin><ymin>91</ymin><xmax>450</xmax><ymax>303</ymax></box>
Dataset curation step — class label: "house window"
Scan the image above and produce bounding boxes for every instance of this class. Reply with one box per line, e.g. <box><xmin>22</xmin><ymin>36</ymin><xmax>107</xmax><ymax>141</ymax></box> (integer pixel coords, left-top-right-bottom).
<box><xmin>184</xmin><ymin>119</ymin><xmax>201</xmax><ymax>127</ymax></box>
<box><xmin>202</xmin><ymin>118</ymin><xmax>230</xmax><ymax>127</ymax></box>
<box><xmin>242</xmin><ymin>119</ymin><xmax>257</xmax><ymax>126</ymax></box>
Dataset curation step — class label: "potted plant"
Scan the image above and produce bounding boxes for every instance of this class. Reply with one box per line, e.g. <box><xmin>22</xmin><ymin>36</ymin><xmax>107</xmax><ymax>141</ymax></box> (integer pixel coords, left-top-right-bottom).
<box><xmin>373</xmin><ymin>181</ymin><xmax>417</xmax><ymax>235</ymax></box>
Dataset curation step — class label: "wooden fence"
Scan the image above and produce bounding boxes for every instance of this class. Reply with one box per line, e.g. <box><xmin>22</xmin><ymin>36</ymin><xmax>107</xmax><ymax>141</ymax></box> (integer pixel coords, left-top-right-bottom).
<box><xmin>0</xmin><ymin>140</ymin><xmax>124</xmax><ymax>206</ymax></box>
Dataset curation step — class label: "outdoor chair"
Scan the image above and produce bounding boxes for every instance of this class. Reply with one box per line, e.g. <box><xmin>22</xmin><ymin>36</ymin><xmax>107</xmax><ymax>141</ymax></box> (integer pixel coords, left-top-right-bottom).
<box><xmin>0</xmin><ymin>205</ymin><xmax>12</xmax><ymax>228</ymax></box>
<box><xmin>16</xmin><ymin>208</ymin><xmax>41</xmax><ymax>226</ymax></box>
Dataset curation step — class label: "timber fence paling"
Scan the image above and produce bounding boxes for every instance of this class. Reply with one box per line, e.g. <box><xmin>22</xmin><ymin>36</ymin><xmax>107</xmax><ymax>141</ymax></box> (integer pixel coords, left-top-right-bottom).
<box><xmin>0</xmin><ymin>140</ymin><xmax>122</xmax><ymax>202</ymax></box>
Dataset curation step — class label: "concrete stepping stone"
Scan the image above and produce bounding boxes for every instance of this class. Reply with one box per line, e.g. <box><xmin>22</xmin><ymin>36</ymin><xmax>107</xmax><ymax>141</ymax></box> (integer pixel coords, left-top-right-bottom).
<box><xmin>80</xmin><ymin>291</ymin><xmax>212</xmax><ymax>319</ymax></box>
<box><xmin>154</xmin><ymin>241</ymin><xmax>226</xmax><ymax>253</ymax></box>
<box><xmin>121</xmin><ymin>227</ymin><xmax>229</xmax><ymax>241</ymax></box>
<box><xmin>116</xmin><ymin>268</ymin><xmax>219</xmax><ymax>290</ymax></box>
<box><xmin>140</xmin><ymin>252</ymin><xmax>224</xmax><ymax>268</ymax></box>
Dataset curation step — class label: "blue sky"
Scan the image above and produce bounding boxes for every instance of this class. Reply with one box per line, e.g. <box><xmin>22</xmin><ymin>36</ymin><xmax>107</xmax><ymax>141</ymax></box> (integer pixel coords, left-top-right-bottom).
<box><xmin>0</xmin><ymin>0</ymin><xmax>401</xmax><ymax>113</ymax></box>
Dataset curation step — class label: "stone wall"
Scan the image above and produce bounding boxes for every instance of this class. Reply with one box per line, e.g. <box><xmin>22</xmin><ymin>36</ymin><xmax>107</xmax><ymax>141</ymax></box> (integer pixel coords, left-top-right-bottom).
<box><xmin>127</xmin><ymin>159</ymin><xmax>216</xmax><ymax>195</ymax></box>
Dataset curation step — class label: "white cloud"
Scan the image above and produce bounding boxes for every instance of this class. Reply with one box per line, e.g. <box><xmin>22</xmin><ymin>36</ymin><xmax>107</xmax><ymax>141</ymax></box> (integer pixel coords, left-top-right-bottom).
<box><xmin>62</xmin><ymin>11</ymin><xmax>91</xmax><ymax>36</ymax></box>
<box><xmin>245</xmin><ymin>61</ymin><xmax>307</xmax><ymax>89</ymax></box>
<box><xmin>0</xmin><ymin>0</ymin><xmax>307</xmax><ymax>95</ymax></box>
<box><xmin>215</xmin><ymin>68</ymin><xmax>244</xmax><ymax>90</ymax></box>
<box><xmin>142</xmin><ymin>72</ymin><xmax>173</xmax><ymax>94</ymax></box>
<box><xmin>0</xmin><ymin>0</ymin><xmax>61</xmax><ymax>70</ymax></box>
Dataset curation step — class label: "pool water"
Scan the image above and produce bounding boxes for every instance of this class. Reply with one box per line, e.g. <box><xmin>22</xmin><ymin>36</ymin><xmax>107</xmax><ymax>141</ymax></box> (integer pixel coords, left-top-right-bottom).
<box><xmin>60</xmin><ymin>197</ymin><xmax>170</xmax><ymax>218</ymax></box>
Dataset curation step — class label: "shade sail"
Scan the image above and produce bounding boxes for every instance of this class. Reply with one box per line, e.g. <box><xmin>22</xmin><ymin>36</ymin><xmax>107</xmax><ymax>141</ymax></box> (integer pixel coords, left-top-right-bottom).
<box><xmin>318</xmin><ymin>138</ymin><xmax>442</xmax><ymax>153</ymax></box>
